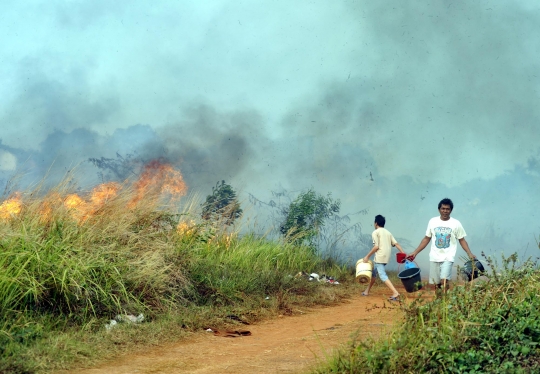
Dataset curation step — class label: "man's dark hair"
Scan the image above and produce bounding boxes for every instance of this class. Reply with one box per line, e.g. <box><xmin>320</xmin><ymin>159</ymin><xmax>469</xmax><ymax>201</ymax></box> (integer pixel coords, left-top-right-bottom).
<box><xmin>374</xmin><ymin>214</ymin><xmax>385</xmax><ymax>227</ymax></box>
<box><xmin>438</xmin><ymin>198</ymin><xmax>454</xmax><ymax>211</ymax></box>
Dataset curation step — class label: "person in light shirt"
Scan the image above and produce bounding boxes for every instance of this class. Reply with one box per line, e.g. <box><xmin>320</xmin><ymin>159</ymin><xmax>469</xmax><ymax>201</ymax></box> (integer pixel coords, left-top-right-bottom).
<box><xmin>362</xmin><ymin>214</ymin><xmax>405</xmax><ymax>301</ymax></box>
<box><xmin>407</xmin><ymin>198</ymin><xmax>476</xmax><ymax>293</ymax></box>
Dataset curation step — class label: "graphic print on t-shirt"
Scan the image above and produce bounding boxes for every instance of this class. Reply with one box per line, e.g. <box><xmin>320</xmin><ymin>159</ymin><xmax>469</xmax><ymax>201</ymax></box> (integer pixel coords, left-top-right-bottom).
<box><xmin>434</xmin><ymin>227</ymin><xmax>452</xmax><ymax>249</ymax></box>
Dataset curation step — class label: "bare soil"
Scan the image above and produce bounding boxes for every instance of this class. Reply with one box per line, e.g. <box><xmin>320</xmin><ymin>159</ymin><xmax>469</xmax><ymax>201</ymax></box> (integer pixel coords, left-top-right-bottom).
<box><xmin>60</xmin><ymin>285</ymin><xmax>421</xmax><ymax>374</ymax></box>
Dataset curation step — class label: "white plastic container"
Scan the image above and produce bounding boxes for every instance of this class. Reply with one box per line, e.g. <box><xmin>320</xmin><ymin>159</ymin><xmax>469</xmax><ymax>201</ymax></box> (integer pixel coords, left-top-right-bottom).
<box><xmin>355</xmin><ymin>259</ymin><xmax>373</xmax><ymax>284</ymax></box>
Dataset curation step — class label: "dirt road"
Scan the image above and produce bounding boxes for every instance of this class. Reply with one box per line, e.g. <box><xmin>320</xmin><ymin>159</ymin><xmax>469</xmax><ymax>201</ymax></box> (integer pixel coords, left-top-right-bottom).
<box><xmin>64</xmin><ymin>286</ymin><xmax>411</xmax><ymax>374</ymax></box>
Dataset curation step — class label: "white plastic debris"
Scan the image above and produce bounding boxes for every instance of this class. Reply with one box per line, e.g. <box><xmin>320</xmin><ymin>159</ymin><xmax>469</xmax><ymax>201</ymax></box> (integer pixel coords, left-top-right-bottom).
<box><xmin>105</xmin><ymin>320</ymin><xmax>118</xmax><ymax>330</ymax></box>
<box><xmin>319</xmin><ymin>274</ymin><xmax>340</xmax><ymax>284</ymax></box>
<box><xmin>105</xmin><ymin>313</ymin><xmax>145</xmax><ymax>330</ymax></box>
<box><xmin>115</xmin><ymin>313</ymin><xmax>145</xmax><ymax>323</ymax></box>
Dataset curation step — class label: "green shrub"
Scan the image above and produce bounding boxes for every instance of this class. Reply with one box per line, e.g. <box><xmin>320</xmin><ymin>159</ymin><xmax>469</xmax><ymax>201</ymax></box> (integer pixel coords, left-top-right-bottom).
<box><xmin>200</xmin><ymin>180</ymin><xmax>242</xmax><ymax>225</ymax></box>
<box><xmin>279</xmin><ymin>189</ymin><xmax>340</xmax><ymax>248</ymax></box>
<box><xmin>317</xmin><ymin>253</ymin><xmax>540</xmax><ymax>373</ymax></box>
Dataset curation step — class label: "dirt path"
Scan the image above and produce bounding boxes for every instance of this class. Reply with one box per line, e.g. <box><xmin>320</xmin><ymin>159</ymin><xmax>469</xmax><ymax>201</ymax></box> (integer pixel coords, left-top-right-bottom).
<box><xmin>64</xmin><ymin>285</ymin><xmax>417</xmax><ymax>374</ymax></box>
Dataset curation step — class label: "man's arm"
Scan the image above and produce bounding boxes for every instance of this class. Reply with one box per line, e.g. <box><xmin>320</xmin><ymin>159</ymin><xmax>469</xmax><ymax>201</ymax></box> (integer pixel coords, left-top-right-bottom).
<box><xmin>406</xmin><ymin>236</ymin><xmax>431</xmax><ymax>260</ymax></box>
<box><xmin>458</xmin><ymin>238</ymin><xmax>476</xmax><ymax>259</ymax></box>
<box><xmin>363</xmin><ymin>245</ymin><xmax>379</xmax><ymax>263</ymax></box>
<box><xmin>394</xmin><ymin>242</ymin><xmax>405</xmax><ymax>253</ymax></box>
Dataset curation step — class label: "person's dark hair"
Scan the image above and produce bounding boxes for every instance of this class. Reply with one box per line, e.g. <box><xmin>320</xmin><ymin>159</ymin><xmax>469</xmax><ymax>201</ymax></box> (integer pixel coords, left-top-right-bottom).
<box><xmin>438</xmin><ymin>198</ymin><xmax>454</xmax><ymax>211</ymax></box>
<box><xmin>374</xmin><ymin>214</ymin><xmax>385</xmax><ymax>227</ymax></box>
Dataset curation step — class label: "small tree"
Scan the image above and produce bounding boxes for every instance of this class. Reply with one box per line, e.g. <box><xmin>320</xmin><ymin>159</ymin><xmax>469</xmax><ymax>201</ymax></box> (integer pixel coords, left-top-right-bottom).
<box><xmin>279</xmin><ymin>189</ymin><xmax>340</xmax><ymax>248</ymax></box>
<box><xmin>201</xmin><ymin>180</ymin><xmax>242</xmax><ymax>225</ymax></box>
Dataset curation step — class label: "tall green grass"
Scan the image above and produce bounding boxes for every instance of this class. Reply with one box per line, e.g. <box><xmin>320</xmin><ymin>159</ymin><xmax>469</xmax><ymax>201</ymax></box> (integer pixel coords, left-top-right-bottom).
<box><xmin>315</xmin><ymin>253</ymin><xmax>540</xmax><ymax>373</ymax></box>
<box><xmin>184</xmin><ymin>233</ymin><xmax>322</xmax><ymax>304</ymax></box>
<box><xmin>0</xmin><ymin>185</ymin><xmax>188</xmax><ymax>322</ymax></box>
<box><xmin>0</xmin><ymin>178</ymin><xmax>353</xmax><ymax>373</ymax></box>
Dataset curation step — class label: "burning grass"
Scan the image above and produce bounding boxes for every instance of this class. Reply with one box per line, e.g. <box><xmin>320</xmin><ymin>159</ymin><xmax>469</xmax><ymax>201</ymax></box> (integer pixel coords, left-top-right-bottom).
<box><xmin>0</xmin><ymin>163</ymin><xmax>355</xmax><ymax>373</ymax></box>
<box><xmin>0</xmin><ymin>163</ymin><xmax>190</xmax><ymax>321</ymax></box>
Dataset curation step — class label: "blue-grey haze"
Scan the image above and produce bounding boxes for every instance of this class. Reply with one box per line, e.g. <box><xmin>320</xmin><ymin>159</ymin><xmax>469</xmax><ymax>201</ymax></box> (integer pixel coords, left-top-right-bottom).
<box><xmin>1</xmin><ymin>1</ymin><xmax>539</xmax><ymax>270</ymax></box>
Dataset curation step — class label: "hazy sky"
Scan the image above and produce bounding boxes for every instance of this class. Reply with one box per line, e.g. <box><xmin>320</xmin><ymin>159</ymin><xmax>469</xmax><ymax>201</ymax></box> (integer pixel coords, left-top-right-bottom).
<box><xmin>1</xmin><ymin>1</ymin><xmax>539</xmax><ymax>264</ymax></box>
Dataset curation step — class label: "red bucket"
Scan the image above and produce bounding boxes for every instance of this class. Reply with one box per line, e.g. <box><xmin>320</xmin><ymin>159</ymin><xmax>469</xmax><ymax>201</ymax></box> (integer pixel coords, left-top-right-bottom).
<box><xmin>396</xmin><ymin>253</ymin><xmax>407</xmax><ymax>264</ymax></box>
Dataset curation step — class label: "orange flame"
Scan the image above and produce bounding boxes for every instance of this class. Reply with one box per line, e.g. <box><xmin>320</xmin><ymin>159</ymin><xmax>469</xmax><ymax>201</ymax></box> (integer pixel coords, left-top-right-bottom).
<box><xmin>130</xmin><ymin>160</ymin><xmax>187</xmax><ymax>207</ymax></box>
<box><xmin>64</xmin><ymin>194</ymin><xmax>87</xmax><ymax>221</ymax></box>
<box><xmin>39</xmin><ymin>202</ymin><xmax>52</xmax><ymax>221</ymax></box>
<box><xmin>38</xmin><ymin>193</ymin><xmax>63</xmax><ymax>222</ymax></box>
<box><xmin>64</xmin><ymin>194</ymin><xmax>86</xmax><ymax>210</ymax></box>
<box><xmin>90</xmin><ymin>182</ymin><xmax>120</xmax><ymax>206</ymax></box>
<box><xmin>0</xmin><ymin>162</ymin><xmax>186</xmax><ymax>223</ymax></box>
<box><xmin>0</xmin><ymin>193</ymin><xmax>23</xmax><ymax>219</ymax></box>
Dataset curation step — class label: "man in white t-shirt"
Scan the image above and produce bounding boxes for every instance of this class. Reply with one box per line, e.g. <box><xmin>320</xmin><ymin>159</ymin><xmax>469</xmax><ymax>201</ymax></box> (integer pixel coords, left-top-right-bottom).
<box><xmin>407</xmin><ymin>198</ymin><xmax>476</xmax><ymax>292</ymax></box>
<box><xmin>362</xmin><ymin>214</ymin><xmax>405</xmax><ymax>301</ymax></box>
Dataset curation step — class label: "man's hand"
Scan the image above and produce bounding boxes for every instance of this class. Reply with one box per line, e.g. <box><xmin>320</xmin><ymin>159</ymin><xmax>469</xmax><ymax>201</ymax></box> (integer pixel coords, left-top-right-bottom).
<box><xmin>408</xmin><ymin>236</ymin><xmax>430</xmax><ymax>262</ymax></box>
<box><xmin>362</xmin><ymin>256</ymin><xmax>369</xmax><ymax>263</ymax></box>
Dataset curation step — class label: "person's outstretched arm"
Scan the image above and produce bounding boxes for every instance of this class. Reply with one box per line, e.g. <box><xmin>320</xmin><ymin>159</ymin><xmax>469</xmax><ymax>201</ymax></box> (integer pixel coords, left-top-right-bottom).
<box><xmin>395</xmin><ymin>242</ymin><xmax>406</xmax><ymax>253</ymax></box>
<box><xmin>458</xmin><ymin>238</ymin><xmax>476</xmax><ymax>259</ymax></box>
<box><xmin>407</xmin><ymin>236</ymin><xmax>431</xmax><ymax>260</ymax></box>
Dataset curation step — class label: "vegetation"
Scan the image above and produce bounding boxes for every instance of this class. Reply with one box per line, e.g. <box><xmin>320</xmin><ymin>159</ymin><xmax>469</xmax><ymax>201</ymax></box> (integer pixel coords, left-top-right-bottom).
<box><xmin>249</xmin><ymin>188</ymin><xmax>371</xmax><ymax>261</ymax></box>
<box><xmin>201</xmin><ymin>180</ymin><xmax>242</xmax><ymax>225</ymax></box>
<box><xmin>315</xmin><ymin>253</ymin><xmax>540</xmax><ymax>373</ymax></box>
<box><xmin>4</xmin><ymin>170</ymin><xmax>538</xmax><ymax>373</ymax></box>
<box><xmin>0</xmin><ymin>175</ymin><xmax>354</xmax><ymax>373</ymax></box>
<box><xmin>279</xmin><ymin>188</ymin><xmax>341</xmax><ymax>248</ymax></box>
